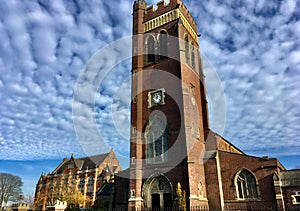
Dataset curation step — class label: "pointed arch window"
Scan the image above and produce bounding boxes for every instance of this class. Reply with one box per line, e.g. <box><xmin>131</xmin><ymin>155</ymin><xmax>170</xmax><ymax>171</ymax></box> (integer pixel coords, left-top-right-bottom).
<box><xmin>146</xmin><ymin>115</ymin><xmax>168</xmax><ymax>164</ymax></box>
<box><xmin>191</xmin><ymin>42</ymin><xmax>196</xmax><ymax>69</ymax></box>
<box><xmin>185</xmin><ymin>35</ymin><xmax>190</xmax><ymax>65</ymax></box>
<box><xmin>235</xmin><ymin>170</ymin><xmax>258</xmax><ymax>199</ymax></box>
<box><xmin>158</xmin><ymin>30</ymin><xmax>168</xmax><ymax>61</ymax></box>
<box><xmin>146</xmin><ymin>36</ymin><xmax>155</xmax><ymax>64</ymax></box>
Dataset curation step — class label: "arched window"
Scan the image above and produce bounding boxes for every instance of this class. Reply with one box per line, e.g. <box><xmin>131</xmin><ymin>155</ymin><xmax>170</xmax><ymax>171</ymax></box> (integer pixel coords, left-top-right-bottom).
<box><xmin>185</xmin><ymin>35</ymin><xmax>190</xmax><ymax>65</ymax></box>
<box><xmin>158</xmin><ymin>30</ymin><xmax>168</xmax><ymax>61</ymax></box>
<box><xmin>145</xmin><ymin>115</ymin><xmax>168</xmax><ymax>164</ymax></box>
<box><xmin>146</xmin><ymin>36</ymin><xmax>155</xmax><ymax>64</ymax></box>
<box><xmin>235</xmin><ymin>170</ymin><xmax>258</xmax><ymax>199</ymax></box>
<box><xmin>191</xmin><ymin>42</ymin><xmax>196</xmax><ymax>69</ymax></box>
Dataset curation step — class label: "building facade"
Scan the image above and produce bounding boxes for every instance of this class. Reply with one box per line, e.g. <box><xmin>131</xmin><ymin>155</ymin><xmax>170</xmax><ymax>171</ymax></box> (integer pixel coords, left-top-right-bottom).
<box><xmin>113</xmin><ymin>0</ymin><xmax>300</xmax><ymax>211</ymax></box>
<box><xmin>34</xmin><ymin>150</ymin><xmax>121</xmax><ymax>210</ymax></box>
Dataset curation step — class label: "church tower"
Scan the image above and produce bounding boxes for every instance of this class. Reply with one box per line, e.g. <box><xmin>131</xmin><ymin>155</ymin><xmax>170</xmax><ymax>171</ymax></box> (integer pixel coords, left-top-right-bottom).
<box><xmin>129</xmin><ymin>0</ymin><xmax>209</xmax><ymax>209</ymax></box>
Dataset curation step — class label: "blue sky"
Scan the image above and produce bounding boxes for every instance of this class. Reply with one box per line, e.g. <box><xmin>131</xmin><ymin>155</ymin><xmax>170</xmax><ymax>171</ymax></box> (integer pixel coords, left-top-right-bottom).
<box><xmin>0</xmin><ymin>0</ymin><xmax>299</xmax><ymax>196</ymax></box>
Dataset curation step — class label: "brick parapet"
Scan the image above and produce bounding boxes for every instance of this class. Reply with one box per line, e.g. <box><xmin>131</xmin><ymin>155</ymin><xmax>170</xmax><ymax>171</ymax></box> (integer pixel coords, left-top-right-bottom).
<box><xmin>143</xmin><ymin>0</ymin><xmax>196</xmax><ymax>30</ymax></box>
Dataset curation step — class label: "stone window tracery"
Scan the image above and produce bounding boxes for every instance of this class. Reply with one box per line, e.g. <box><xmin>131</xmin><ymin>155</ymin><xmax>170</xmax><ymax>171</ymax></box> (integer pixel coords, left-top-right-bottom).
<box><xmin>145</xmin><ymin>115</ymin><xmax>168</xmax><ymax>164</ymax></box>
<box><xmin>235</xmin><ymin>169</ymin><xmax>258</xmax><ymax>200</ymax></box>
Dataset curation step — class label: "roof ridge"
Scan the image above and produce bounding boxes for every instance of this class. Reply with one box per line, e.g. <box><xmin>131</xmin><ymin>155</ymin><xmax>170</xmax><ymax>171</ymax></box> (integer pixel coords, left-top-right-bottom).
<box><xmin>77</xmin><ymin>152</ymin><xmax>110</xmax><ymax>160</ymax></box>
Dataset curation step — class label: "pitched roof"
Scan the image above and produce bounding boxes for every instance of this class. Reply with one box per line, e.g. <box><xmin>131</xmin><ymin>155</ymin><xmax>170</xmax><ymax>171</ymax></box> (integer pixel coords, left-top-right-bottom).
<box><xmin>212</xmin><ymin>131</ymin><xmax>244</xmax><ymax>154</ymax></box>
<box><xmin>51</xmin><ymin>152</ymin><xmax>110</xmax><ymax>174</ymax></box>
<box><xmin>52</xmin><ymin>158</ymin><xmax>69</xmax><ymax>174</ymax></box>
<box><xmin>79</xmin><ymin>153</ymin><xmax>109</xmax><ymax>170</ymax></box>
<box><xmin>281</xmin><ymin>170</ymin><xmax>300</xmax><ymax>187</ymax></box>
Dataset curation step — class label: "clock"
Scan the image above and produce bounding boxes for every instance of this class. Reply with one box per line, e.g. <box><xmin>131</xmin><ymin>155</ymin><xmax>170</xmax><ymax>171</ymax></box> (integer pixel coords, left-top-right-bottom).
<box><xmin>148</xmin><ymin>88</ymin><xmax>165</xmax><ymax>108</ymax></box>
<box><xmin>152</xmin><ymin>93</ymin><xmax>162</xmax><ymax>104</ymax></box>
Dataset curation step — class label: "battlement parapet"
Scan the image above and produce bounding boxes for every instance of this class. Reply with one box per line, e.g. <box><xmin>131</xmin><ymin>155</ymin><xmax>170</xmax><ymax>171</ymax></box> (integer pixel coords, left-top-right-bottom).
<box><xmin>133</xmin><ymin>0</ymin><xmax>147</xmax><ymax>11</ymax></box>
<box><xmin>142</xmin><ymin>0</ymin><xmax>198</xmax><ymax>41</ymax></box>
<box><xmin>179</xmin><ymin>2</ymin><xmax>197</xmax><ymax>29</ymax></box>
<box><xmin>144</xmin><ymin>0</ymin><xmax>179</xmax><ymax>22</ymax></box>
<box><xmin>143</xmin><ymin>0</ymin><xmax>197</xmax><ymax>31</ymax></box>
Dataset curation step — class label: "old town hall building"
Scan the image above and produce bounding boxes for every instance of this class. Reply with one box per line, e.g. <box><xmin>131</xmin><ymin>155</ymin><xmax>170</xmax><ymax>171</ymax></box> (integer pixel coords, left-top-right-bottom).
<box><xmin>35</xmin><ymin>0</ymin><xmax>300</xmax><ymax>210</ymax></box>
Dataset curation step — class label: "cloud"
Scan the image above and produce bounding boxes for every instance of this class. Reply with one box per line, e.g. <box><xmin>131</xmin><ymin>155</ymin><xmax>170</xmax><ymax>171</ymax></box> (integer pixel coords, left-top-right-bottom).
<box><xmin>0</xmin><ymin>0</ymin><xmax>132</xmax><ymax>160</ymax></box>
<box><xmin>186</xmin><ymin>0</ymin><xmax>300</xmax><ymax>156</ymax></box>
<box><xmin>0</xmin><ymin>0</ymin><xmax>299</xmax><ymax>163</ymax></box>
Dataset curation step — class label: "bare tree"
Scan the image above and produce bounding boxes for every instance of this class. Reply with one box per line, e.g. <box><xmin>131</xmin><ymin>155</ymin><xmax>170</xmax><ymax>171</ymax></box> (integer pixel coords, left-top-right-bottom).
<box><xmin>0</xmin><ymin>173</ymin><xmax>23</xmax><ymax>208</ymax></box>
<box><xmin>23</xmin><ymin>193</ymin><xmax>34</xmax><ymax>209</ymax></box>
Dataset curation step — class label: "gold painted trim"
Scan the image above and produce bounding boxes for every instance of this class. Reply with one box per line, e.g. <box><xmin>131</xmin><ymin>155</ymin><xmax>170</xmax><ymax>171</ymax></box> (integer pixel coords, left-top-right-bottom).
<box><xmin>178</xmin><ymin>10</ymin><xmax>198</xmax><ymax>42</ymax></box>
<box><xmin>143</xmin><ymin>9</ymin><xmax>198</xmax><ymax>43</ymax></box>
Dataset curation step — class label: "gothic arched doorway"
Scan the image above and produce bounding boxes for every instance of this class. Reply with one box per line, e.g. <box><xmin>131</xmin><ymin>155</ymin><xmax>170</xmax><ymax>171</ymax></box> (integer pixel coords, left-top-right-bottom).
<box><xmin>143</xmin><ymin>174</ymin><xmax>173</xmax><ymax>210</ymax></box>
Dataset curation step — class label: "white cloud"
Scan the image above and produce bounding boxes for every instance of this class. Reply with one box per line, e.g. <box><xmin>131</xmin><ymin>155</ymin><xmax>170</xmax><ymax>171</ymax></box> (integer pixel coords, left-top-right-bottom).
<box><xmin>0</xmin><ymin>0</ymin><xmax>126</xmax><ymax>160</ymax></box>
<box><xmin>190</xmin><ymin>0</ymin><xmax>300</xmax><ymax>156</ymax></box>
<box><xmin>0</xmin><ymin>0</ymin><xmax>299</xmax><ymax>165</ymax></box>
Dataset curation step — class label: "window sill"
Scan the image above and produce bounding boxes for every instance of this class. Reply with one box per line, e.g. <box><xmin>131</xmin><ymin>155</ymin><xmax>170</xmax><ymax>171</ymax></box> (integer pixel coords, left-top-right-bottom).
<box><xmin>144</xmin><ymin>57</ymin><xmax>171</xmax><ymax>68</ymax></box>
<box><xmin>224</xmin><ymin>198</ymin><xmax>262</xmax><ymax>203</ymax></box>
<box><xmin>145</xmin><ymin>161</ymin><xmax>170</xmax><ymax>168</ymax></box>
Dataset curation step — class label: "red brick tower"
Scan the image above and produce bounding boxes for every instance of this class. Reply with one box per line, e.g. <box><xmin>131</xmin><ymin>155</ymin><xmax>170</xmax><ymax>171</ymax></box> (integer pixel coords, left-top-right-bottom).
<box><xmin>129</xmin><ymin>0</ymin><xmax>209</xmax><ymax>209</ymax></box>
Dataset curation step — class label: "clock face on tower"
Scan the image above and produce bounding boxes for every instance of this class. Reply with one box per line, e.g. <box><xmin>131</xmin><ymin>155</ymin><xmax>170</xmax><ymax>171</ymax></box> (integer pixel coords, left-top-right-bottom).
<box><xmin>152</xmin><ymin>93</ymin><xmax>162</xmax><ymax>104</ymax></box>
<box><xmin>148</xmin><ymin>88</ymin><xmax>165</xmax><ymax>108</ymax></box>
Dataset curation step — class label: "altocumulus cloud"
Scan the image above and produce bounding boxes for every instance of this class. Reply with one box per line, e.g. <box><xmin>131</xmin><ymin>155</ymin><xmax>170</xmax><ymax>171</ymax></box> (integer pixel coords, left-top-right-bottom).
<box><xmin>0</xmin><ymin>0</ymin><xmax>132</xmax><ymax>160</ymax></box>
<box><xmin>0</xmin><ymin>0</ymin><xmax>299</xmax><ymax>162</ymax></box>
<box><xmin>186</xmin><ymin>0</ymin><xmax>300</xmax><ymax>156</ymax></box>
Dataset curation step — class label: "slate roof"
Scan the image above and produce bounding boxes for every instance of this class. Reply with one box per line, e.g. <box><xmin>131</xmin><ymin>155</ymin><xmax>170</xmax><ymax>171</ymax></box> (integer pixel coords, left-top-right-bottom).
<box><xmin>97</xmin><ymin>182</ymin><xmax>114</xmax><ymax>196</ymax></box>
<box><xmin>80</xmin><ymin>153</ymin><xmax>109</xmax><ymax>170</ymax></box>
<box><xmin>281</xmin><ymin>170</ymin><xmax>300</xmax><ymax>187</ymax></box>
<box><xmin>51</xmin><ymin>152</ymin><xmax>110</xmax><ymax>174</ymax></box>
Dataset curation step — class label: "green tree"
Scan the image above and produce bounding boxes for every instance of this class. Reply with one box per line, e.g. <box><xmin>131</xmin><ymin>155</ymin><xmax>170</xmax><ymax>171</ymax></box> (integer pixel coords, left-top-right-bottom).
<box><xmin>0</xmin><ymin>173</ymin><xmax>23</xmax><ymax>208</ymax></box>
